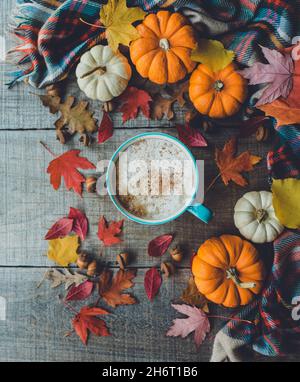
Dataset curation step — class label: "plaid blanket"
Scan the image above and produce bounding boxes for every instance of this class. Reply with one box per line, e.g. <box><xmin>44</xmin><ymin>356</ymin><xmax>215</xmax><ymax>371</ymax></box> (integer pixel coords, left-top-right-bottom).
<box><xmin>7</xmin><ymin>0</ymin><xmax>300</xmax><ymax>88</ymax></box>
<box><xmin>211</xmin><ymin>230</ymin><xmax>300</xmax><ymax>361</ymax></box>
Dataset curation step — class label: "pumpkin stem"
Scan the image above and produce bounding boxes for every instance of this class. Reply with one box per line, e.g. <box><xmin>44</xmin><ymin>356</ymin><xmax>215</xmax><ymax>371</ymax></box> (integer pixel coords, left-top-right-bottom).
<box><xmin>226</xmin><ymin>268</ymin><xmax>256</xmax><ymax>289</ymax></box>
<box><xmin>256</xmin><ymin>208</ymin><xmax>268</xmax><ymax>223</ymax></box>
<box><xmin>80</xmin><ymin>66</ymin><xmax>106</xmax><ymax>79</ymax></box>
<box><xmin>214</xmin><ymin>80</ymin><xmax>224</xmax><ymax>91</ymax></box>
<box><xmin>159</xmin><ymin>38</ymin><xmax>170</xmax><ymax>51</ymax></box>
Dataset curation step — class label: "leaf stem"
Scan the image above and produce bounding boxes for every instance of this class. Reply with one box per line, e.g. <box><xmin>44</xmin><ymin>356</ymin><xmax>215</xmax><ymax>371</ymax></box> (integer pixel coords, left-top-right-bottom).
<box><xmin>208</xmin><ymin>314</ymin><xmax>254</xmax><ymax>325</ymax></box>
<box><xmin>40</xmin><ymin>141</ymin><xmax>56</xmax><ymax>157</ymax></box>
<box><xmin>205</xmin><ymin>173</ymin><xmax>221</xmax><ymax>195</ymax></box>
<box><xmin>79</xmin><ymin>18</ymin><xmax>106</xmax><ymax>29</ymax></box>
<box><xmin>61</xmin><ymin>298</ymin><xmax>79</xmax><ymax>315</ymax></box>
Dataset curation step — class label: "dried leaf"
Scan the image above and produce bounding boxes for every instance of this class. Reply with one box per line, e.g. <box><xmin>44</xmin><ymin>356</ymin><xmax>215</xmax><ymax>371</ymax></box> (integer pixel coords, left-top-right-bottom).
<box><xmin>39</xmin><ymin>95</ymin><xmax>97</xmax><ymax>143</ymax></box>
<box><xmin>68</xmin><ymin>207</ymin><xmax>88</xmax><ymax>241</ymax></box>
<box><xmin>148</xmin><ymin>234</ymin><xmax>173</xmax><ymax>257</ymax></box>
<box><xmin>47</xmin><ymin>149</ymin><xmax>95</xmax><ymax>196</ymax></box>
<box><xmin>44</xmin><ymin>217</ymin><xmax>73</xmax><ymax>240</ymax></box>
<box><xmin>118</xmin><ymin>87</ymin><xmax>152</xmax><ymax>123</ymax></box>
<box><xmin>99</xmin><ymin>269</ymin><xmax>137</xmax><ymax>308</ymax></box>
<box><xmin>72</xmin><ymin>306</ymin><xmax>110</xmax><ymax>345</ymax></box>
<box><xmin>181</xmin><ymin>277</ymin><xmax>209</xmax><ymax>313</ymax></box>
<box><xmin>46</xmin><ymin>236</ymin><xmax>79</xmax><ymax>266</ymax></box>
<box><xmin>257</xmin><ymin>98</ymin><xmax>300</xmax><ymax>127</ymax></box>
<box><xmin>151</xmin><ymin>81</ymin><xmax>189</xmax><ymax>120</ymax></box>
<box><xmin>144</xmin><ymin>267</ymin><xmax>162</xmax><ymax>301</ymax></box>
<box><xmin>215</xmin><ymin>138</ymin><xmax>261</xmax><ymax>187</ymax></box>
<box><xmin>97</xmin><ymin>112</ymin><xmax>114</xmax><ymax>143</ymax></box>
<box><xmin>166</xmin><ymin>304</ymin><xmax>210</xmax><ymax>348</ymax></box>
<box><xmin>191</xmin><ymin>39</ymin><xmax>235</xmax><ymax>72</ymax></box>
<box><xmin>239</xmin><ymin>46</ymin><xmax>294</xmax><ymax>106</ymax></box>
<box><xmin>272</xmin><ymin>178</ymin><xmax>300</xmax><ymax>229</ymax></box>
<box><xmin>99</xmin><ymin>0</ymin><xmax>146</xmax><ymax>52</ymax></box>
<box><xmin>238</xmin><ymin>116</ymin><xmax>269</xmax><ymax>138</ymax></box>
<box><xmin>43</xmin><ymin>269</ymin><xmax>88</xmax><ymax>289</ymax></box>
<box><xmin>176</xmin><ymin>124</ymin><xmax>208</xmax><ymax>148</ymax></box>
<box><xmin>97</xmin><ymin>216</ymin><xmax>124</xmax><ymax>246</ymax></box>
<box><xmin>65</xmin><ymin>280</ymin><xmax>94</xmax><ymax>301</ymax></box>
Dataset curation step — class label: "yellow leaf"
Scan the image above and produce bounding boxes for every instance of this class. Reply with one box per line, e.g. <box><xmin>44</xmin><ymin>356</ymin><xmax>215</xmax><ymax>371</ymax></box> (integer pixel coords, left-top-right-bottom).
<box><xmin>100</xmin><ymin>0</ymin><xmax>146</xmax><ymax>52</ymax></box>
<box><xmin>191</xmin><ymin>39</ymin><xmax>235</xmax><ymax>72</ymax></box>
<box><xmin>272</xmin><ymin>178</ymin><xmax>300</xmax><ymax>229</ymax></box>
<box><xmin>47</xmin><ymin>236</ymin><xmax>79</xmax><ymax>266</ymax></box>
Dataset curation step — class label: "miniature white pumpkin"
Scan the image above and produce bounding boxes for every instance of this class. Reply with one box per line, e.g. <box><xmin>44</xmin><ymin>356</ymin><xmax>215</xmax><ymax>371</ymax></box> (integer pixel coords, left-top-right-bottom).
<box><xmin>76</xmin><ymin>45</ymin><xmax>132</xmax><ymax>102</ymax></box>
<box><xmin>234</xmin><ymin>191</ymin><xmax>284</xmax><ymax>243</ymax></box>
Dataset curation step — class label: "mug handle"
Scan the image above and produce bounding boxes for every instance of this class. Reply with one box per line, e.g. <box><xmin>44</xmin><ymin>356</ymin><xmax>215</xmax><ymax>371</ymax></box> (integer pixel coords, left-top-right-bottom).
<box><xmin>187</xmin><ymin>203</ymin><xmax>213</xmax><ymax>224</ymax></box>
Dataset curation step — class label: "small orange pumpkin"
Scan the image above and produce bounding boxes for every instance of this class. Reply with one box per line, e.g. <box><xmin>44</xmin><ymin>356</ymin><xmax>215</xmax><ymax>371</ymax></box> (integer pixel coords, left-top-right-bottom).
<box><xmin>130</xmin><ymin>11</ymin><xmax>196</xmax><ymax>85</ymax></box>
<box><xmin>192</xmin><ymin>235</ymin><xmax>264</xmax><ymax>308</ymax></box>
<box><xmin>189</xmin><ymin>63</ymin><xmax>247</xmax><ymax>119</ymax></box>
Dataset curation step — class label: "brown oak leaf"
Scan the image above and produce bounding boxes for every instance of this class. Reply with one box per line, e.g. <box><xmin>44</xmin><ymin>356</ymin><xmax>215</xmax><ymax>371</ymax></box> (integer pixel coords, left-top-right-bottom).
<box><xmin>98</xmin><ymin>269</ymin><xmax>137</xmax><ymax>308</ymax></box>
<box><xmin>38</xmin><ymin>94</ymin><xmax>97</xmax><ymax>144</ymax></box>
<box><xmin>181</xmin><ymin>276</ymin><xmax>209</xmax><ymax>313</ymax></box>
<box><xmin>151</xmin><ymin>81</ymin><xmax>189</xmax><ymax>120</ymax></box>
<box><xmin>215</xmin><ymin>138</ymin><xmax>261</xmax><ymax>187</ymax></box>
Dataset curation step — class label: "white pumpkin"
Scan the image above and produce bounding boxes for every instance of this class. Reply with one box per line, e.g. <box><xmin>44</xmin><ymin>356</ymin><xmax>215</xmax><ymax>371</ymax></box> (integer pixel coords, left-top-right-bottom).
<box><xmin>234</xmin><ymin>191</ymin><xmax>284</xmax><ymax>243</ymax></box>
<box><xmin>76</xmin><ymin>45</ymin><xmax>132</xmax><ymax>102</ymax></box>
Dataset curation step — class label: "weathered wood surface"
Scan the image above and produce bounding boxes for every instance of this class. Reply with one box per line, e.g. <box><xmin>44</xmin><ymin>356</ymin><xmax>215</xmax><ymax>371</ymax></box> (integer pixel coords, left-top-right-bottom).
<box><xmin>0</xmin><ymin>267</ymin><xmax>298</xmax><ymax>362</ymax></box>
<box><xmin>0</xmin><ymin>0</ymin><xmax>298</xmax><ymax>363</ymax></box>
<box><xmin>0</xmin><ymin>129</ymin><xmax>272</xmax><ymax>267</ymax></box>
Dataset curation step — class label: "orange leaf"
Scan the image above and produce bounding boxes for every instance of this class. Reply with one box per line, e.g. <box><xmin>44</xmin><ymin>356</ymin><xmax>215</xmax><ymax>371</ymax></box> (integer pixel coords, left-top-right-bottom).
<box><xmin>47</xmin><ymin>150</ymin><xmax>95</xmax><ymax>196</ymax></box>
<box><xmin>72</xmin><ymin>306</ymin><xmax>110</xmax><ymax>345</ymax></box>
<box><xmin>98</xmin><ymin>269</ymin><xmax>137</xmax><ymax>308</ymax></box>
<box><xmin>258</xmin><ymin>98</ymin><xmax>300</xmax><ymax>127</ymax></box>
<box><xmin>215</xmin><ymin>138</ymin><xmax>261</xmax><ymax>187</ymax></box>
<box><xmin>97</xmin><ymin>216</ymin><xmax>124</xmax><ymax>246</ymax></box>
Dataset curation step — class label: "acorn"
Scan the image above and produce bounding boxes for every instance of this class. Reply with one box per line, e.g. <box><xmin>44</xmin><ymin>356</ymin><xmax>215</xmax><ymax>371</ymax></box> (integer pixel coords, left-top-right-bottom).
<box><xmin>170</xmin><ymin>245</ymin><xmax>183</xmax><ymax>262</ymax></box>
<box><xmin>256</xmin><ymin>125</ymin><xmax>269</xmax><ymax>142</ymax></box>
<box><xmin>160</xmin><ymin>262</ymin><xmax>175</xmax><ymax>279</ymax></box>
<box><xmin>87</xmin><ymin>260</ymin><xmax>97</xmax><ymax>277</ymax></box>
<box><xmin>86</xmin><ymin>176</ymin><xmax>97</xmax><ymax>193</ymax></box>
<box><xmin>116</xmin><ymin>252</ymin><xmax>129</xmax><ymax>270</ymax></box>
<box><xmin>77</xmin><ymin>253</ymin><xmax>90</xmax><ymax>270</ymax></box>
<box><xmin>103</xmin><ymin>101</ymin><xmax>115</xmax><ymax>113</ymax></box>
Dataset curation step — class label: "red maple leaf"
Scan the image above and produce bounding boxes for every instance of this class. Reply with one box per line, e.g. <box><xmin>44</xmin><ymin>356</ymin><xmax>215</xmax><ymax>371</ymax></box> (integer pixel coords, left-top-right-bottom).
<box><xmin>46</xmin><ymin>150</ymin><xmax>95</xmax><ymax>196</ymax></box>
<box><xmin>72</xmin><ymin>306</ymin><xmax>110</xmax><ymax>345</ymax></box>
<box><xmin>97</xmin><ymin>216</ymin><xmax>124</xmax><ymax>246</ymax></box>
<box><xmin>97</xmin><ymin>112</ymin><xmax>114</xmax><ymax>144</ymax></box>
<box><xmin>118</xmin><ymin>86</ymin><xmax>152</xmax><ymax>123</ymax></box>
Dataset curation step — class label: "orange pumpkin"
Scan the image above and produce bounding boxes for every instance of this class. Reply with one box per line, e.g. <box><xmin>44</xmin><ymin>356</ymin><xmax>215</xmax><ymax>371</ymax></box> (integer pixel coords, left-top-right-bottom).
<box><xmin>189</xmin><ymin>63</ymin><xmax>247</xmax><ymax>119</ymax></box>
<box><xmin>192</xmin><ymin>235</ymin><xmax>264</xmax><ymax>308</ymax></box>
<box><xmin>130</xmin><ymin>11</ymin><xmax>196</xmax><ymax>85</ymax></box>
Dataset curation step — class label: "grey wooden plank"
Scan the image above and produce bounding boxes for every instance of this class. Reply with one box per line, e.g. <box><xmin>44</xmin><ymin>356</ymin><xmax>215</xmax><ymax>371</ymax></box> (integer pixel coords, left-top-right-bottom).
<box><xmin>0</xmin><ymin>267</ymin><xmax>298</xmax><ymax>362</ymax></box>
<box><xmin>0</xmin><ymin>129</ymin><xmax>272</xmax><ymax>267</ymax></box>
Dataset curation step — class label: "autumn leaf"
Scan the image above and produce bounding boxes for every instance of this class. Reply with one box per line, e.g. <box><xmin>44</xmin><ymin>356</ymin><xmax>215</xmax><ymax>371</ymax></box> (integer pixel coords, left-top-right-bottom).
<box><xmin>166</xmin><ymin>304</ymin><xmax>210</xmax><ymax>348</ymax></box>
<box><xmin>72</xmin><ymin>306</ymin><xmax>110</xmax><ymax>345</ymax></box>
<box><xmin>39</xmin><ymin>95</ymin><xmax>97</xmax><ymax>144</ymax></box>
<box><xmin>215</xmin><ymin>138</ymin><xmax>261</xmax><ymax>187</ymax></box>
<box><xmin>45</xmin><ymin>217</ymin><xmax>73</xmax><ymax>240</ymax></box>
<box><xmin>46</xmin><ymin>149</ymin><xmax>95</xmax><ymax>196</ymax></box>
<box><xmin>43</xmin><ymin>269</ymin><xmax>87</xmax><ymax>289</ymax></box>
<box><xmin>239</xmin><ymin>46</ymin><xmax>294</xmax><ymax>106</ymax></box>
<box><xmin>98</xmin><ymin>112</ymin><xmax>114</xmax><ymax>143</ymax></box>
<box><xmin>97</xmin><ymin>216</ymin><xmax>124</xmax><ymax>246</ymax></box>
<box><xmin>191</xmin><ymin>39</ymin><xmax>235</xmax><ymax>72</ymax></box>
<box><xmin>118</xmin><ymin>87</ymin><xmax>152</xmax><ymax>123</ymax></box>
<box><xmin>181</xmin><ymin>277</ymin><xmax>209</xmax><ymax>313</ymax></box>
<box><xmin>99</xmin><ymin>0</ymin><xmax>146</xmax><ymax>52</ymax></box>
<box><xmin>148</xmin><ymin>234</ymin><xmax>173</xmax><ymax>257</ymax></box>
<box><xmin>98</xmin><ymin>269</ymin><xmax>137</xmax><ymax>308</ymax></box>
<box><xmin>68</xmin><ymin>207</ymin><xmax>88</xmax><ymax>241</ymax></box>
<box><xmin>257</xmin><ymin>98</ymin><xmax>300</xmax><ymax>127</ymax></box>
<box><xmin>65</xmin><ymin>280</ymin><xmax>94</xmax><ymax>301</ymax></box>
<box><xmin>46</xmin><ymin>236</ymin><xmax>79</xmax><ymax>266</ymax></box>
<box><xmin>144</xmin><ymin>268</ymin><xmax>162</xmax><ymax>301</ymax></box>
<box><xmin>176</xmin><ymin>124</ymin><xmax>208</xmax><ymax>148</ymax></box>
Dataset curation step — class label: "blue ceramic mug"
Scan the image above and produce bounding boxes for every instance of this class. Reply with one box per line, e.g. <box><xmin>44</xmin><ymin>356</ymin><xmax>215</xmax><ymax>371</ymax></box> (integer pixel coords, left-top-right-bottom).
<box><xmin>106</xmin><ymin>132</ymin><xmax>212</xmax><ymax>225</ymax></box>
